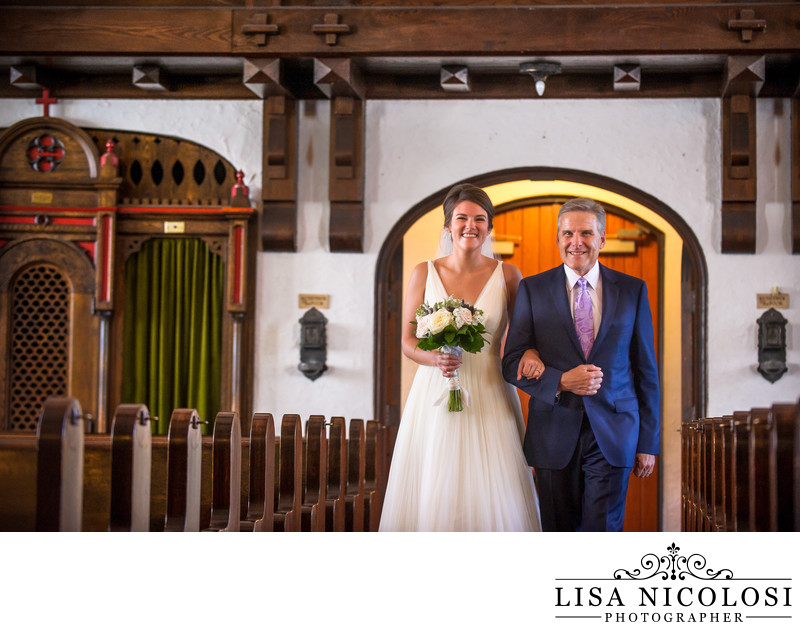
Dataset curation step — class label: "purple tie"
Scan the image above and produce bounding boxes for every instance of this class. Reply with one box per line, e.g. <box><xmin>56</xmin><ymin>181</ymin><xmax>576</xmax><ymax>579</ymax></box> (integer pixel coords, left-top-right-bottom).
<box><xmin>574</xmin><ymin>277</ymin><xmax>594</xmax><ymax>358</ymax></box>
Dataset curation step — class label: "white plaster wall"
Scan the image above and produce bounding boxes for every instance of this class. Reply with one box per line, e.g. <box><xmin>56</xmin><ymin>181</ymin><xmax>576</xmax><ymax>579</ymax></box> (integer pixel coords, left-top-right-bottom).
<box><xmin>2</xmin><ymin>96</ymin><xmax>798</xmax><ymax>423</ymax></box>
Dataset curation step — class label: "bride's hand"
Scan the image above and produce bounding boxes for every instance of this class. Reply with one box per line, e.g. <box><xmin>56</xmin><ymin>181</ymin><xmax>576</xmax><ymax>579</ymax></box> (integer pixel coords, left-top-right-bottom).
<box><xmin>517</xmin><ymin>348</ymin><xmax>545</xmax><ymax>381</ymax></box>
<box><xmin>434</xmin><ymin>351</ymin><xmax>462</xmax><ymax>378</ymax></box>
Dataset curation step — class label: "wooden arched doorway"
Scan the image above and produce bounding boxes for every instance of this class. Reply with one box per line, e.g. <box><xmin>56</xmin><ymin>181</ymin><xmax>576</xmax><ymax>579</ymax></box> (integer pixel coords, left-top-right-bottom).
<box><xmin>375</xmin><ymin>167</ymin><xmax>707</xmax><ymax>532</ymax></box>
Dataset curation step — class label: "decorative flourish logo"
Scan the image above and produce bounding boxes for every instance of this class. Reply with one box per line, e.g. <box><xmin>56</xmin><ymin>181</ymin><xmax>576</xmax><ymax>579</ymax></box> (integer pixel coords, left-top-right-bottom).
<box><xmin>613</xmin><ymin>543</ymin><xmax>734</xmax><ymax>581</ymax></box>
<box><xmin>554</xmin><ymin>541</ymin><xmax>793</xmax><ymax>624</ymax></box>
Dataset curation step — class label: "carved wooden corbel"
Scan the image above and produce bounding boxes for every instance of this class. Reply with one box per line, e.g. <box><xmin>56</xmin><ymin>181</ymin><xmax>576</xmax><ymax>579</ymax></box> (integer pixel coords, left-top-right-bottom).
<box><xmin>721</xmin><ymin>56</ymin><xmax>764</xmax><ymax>253</ymax></box>
<box><xmin>261</xmin><ymin>94</ymin><xmax>298</xmax><ymax>251</ymax></box>
<box><xmin>314</xmin><ymin>58</ymin><xmax>365</xmax><ymax>252</ymax></box>
<box><xmin>329</xmin><ymin>96</ymin><xmax>364</xmax><ymax>252</ymax></box>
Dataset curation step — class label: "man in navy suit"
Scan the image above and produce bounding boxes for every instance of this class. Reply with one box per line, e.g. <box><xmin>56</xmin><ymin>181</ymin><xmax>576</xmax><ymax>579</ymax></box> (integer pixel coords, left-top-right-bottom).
<box><xmin>502</xmin><ymin>198</ymin><xmax>660</xmax><ymax>531</ymax></box>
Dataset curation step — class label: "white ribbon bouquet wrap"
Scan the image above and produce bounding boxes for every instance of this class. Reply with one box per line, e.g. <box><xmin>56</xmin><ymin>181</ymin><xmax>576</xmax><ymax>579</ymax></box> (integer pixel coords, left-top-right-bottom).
<box><xmin>413</xmin><ymin>296</ymin><xmax>488</xmax><ymax>412</ymax></box>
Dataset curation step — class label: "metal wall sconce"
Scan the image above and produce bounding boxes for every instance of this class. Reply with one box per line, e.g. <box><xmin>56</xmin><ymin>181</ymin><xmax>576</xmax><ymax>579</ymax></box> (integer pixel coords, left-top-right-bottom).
<box><xmin>519</xmin><ymin>61</ymin><xmax>561</xmax><ymax>96</ymax></box>
<box><xmin>756</xmin><ymin>307</ymin><xmax>787</xmax><ymax>383</ymax></box>
<box><xmin>298</xmin><ymin>307</ymin><xmax>328</xmax><ymax>381</ymax></box>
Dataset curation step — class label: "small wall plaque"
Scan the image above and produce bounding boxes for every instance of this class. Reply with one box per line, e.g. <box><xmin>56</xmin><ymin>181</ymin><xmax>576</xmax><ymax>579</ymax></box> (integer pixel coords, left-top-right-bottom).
<box><xmin>31</xmin><ymin>191</ymin><xmax>53</xmax><ymax>204</ymax></box>
<box><xmin>299</xmin><ymin>294</ymin><xmax>329</xmax><ymax>309</ymax></box>
<box><xmin>164</xmin><ymin>221</ymin><xmax>185</xmax><ymax>234</ymax></box>
<box><xmin>757</xmin><ymin>293</ymin><xmax>788</xmax><ymax>309</ymax></box>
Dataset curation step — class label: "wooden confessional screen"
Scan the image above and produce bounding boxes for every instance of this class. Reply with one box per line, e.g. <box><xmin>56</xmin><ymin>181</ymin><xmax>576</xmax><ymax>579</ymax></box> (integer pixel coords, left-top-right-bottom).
<box><xmin>0</xmin><ymin>117</ymin><xmax>256</xmax><ymax>433</ymax></box>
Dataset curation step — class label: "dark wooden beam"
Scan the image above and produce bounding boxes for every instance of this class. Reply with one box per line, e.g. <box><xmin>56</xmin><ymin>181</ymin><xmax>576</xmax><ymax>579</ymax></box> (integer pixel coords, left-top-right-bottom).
<box><xmin>261</xmin><ymin>95</ymin><xmax>298</xmax><ymax>252</ymax></box>
<box><xmin>720</xmin><ymin>56</ymin><xmax>764</xmax><ymax>254</ymax></box>
<box><xmin>2</xmin><ymin>6</ymin><xmax>799</xmax><ymax>57</ymax></box>
<box><xmin>793</xmin><ymin>82</ymin><xmax>800</xmax><ymax>255</ymax></box>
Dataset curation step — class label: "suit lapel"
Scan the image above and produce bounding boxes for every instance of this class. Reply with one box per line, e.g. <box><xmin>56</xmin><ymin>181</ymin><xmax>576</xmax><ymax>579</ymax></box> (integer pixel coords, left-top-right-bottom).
<box><xmin>589</xmin><ymin>263</ymin><xmax>619</xmax><ymax>358</ymax></box>
<box><xmin>548</xmin><ymin>266</ymin><xmax>585</xmax><ymax>358</ymax></box>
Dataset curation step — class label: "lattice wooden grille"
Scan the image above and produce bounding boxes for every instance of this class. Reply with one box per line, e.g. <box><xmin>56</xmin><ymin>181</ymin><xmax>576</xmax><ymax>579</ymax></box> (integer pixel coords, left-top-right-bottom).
<box><xmin>9</xmin><ymin>264</ymin><xmax>70</xmax><ymax>431</ymax></box>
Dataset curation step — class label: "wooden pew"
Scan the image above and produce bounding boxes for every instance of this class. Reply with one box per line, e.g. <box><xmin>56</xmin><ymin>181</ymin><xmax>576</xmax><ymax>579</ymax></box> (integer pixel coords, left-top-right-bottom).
<box><xmin>363</xmin><ymin>420</ymin><xmax>386</xmax><ymax>532</ymax></box>
<box><xmin>730</xmin><ymin>410</ymin><xmax>751</xmax><ymax>531</ymax></box>
<box><xmin>344</xmin><ymin>418</ymin><xmax>366</xmax><ymax>532</ymax></box>
<box><xmin>0</xmin><ymin>432</ymin><xmax>36</xmax><ymax>530</ymax></box>
<box><xmin>1</xmin><ymin>399</ymin><xmax>393</xmax><ymax>535</ymax></box>
<box><xmin>204</xmin><ymin>411</ymin><xmax>241</xmax><ymax>532</ymax></box>
<box><xmin>719</xmin><ymin>415</ymin><xmax>735</xmax><ymax>532</ymax></box>
<box><xmin>682</xmin><ymin>399</ymin><xmax>799</xmax><ymax>532</ymax></box>
<box><xmin>773</xmin><ymin>403</ymin><xmax>797</xmax><ymax>531</ymax></box>
<box><xmin>273</xmin><ymin>414</ymin><xmax>302</xmax><ymax>532</ymax></box>
<box><xmin>240</xmin><ymin>413</ymin><xmax>276</xmax><ymax>532</ymax></box>
<box><xmin>301</xmin><ymin>415</ymin><xmax>327</xmax><ymax>532</ymax></box>
<box><xmin>163</xmin><ymin>409</ymin><xmax>204</xmax><ymax>532</ymax></box>
<box><xmin>109</xmin><ymin>404</ymin><xmax>152</xmax><ymax>532</ymax></box>
<box><xmin>324</xmin><ymin>416</ymin><xmax>347</xmax><ymax>532</ymax></box>
<box><xmin>36</xmin><ymin>397</ymin><xmax>85</xmax><ymax>531</ymax></box>
<box><xmin>749</xmin><ymin>407</ymin><xmax>774</xmax><ymax>531</ymax></box>
<box><xmin>680</xmin><ymin>422</ymin><xmax>690</xmax><ymax>532</ymax></box>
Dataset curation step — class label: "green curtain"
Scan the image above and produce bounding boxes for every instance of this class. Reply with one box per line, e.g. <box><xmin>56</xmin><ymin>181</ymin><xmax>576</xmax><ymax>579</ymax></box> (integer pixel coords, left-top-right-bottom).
<box><xmin>121</xmin><ymin>238</ymin><xmax>223</xmax><ymax>435</ymax></box>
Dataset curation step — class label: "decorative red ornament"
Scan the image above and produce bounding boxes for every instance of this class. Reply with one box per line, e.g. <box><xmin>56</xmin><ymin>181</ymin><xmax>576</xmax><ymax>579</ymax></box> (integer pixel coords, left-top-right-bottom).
<box><xmin>27</xmin><ymin>134</ymin><xmax>66</xmax><ymax>172</ymax></box>
<box><xmin>36</xmin><ymin>89</ymin><xmax>57</xmax><ymax>117</ymax></box>
<box><xmin>231</xmin><ymin>170</ymin><xmax>250</xmax><ymax>198</ymax></box>
<box><xmin>100</xmin><ymin>138</ymin><xmax>118</xmax><ymax>168</ymax></box>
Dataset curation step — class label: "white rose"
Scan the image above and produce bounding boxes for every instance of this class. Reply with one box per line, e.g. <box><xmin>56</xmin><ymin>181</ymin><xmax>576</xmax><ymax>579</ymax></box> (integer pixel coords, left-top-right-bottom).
<box><xmin>415</xmin><ymin>314</ymin><xmax>432</xmax><ymax>338</ymax></box>
<box><xmin>453</xmin><ymin>307</ymin><xmax>473</xmax><ymax>329</ymax></box>
<box><xmin>428</xmin><ymin>308</ymin><xmax>454</xmax><ymax>335</ymax></box>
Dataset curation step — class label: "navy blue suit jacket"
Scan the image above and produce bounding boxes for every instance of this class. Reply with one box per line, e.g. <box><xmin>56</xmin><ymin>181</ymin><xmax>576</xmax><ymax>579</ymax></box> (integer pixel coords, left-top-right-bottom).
<box><xmin>502</xmin><ymin>264</ymin><xmax>660</xmax><ymax>469</ymax></box>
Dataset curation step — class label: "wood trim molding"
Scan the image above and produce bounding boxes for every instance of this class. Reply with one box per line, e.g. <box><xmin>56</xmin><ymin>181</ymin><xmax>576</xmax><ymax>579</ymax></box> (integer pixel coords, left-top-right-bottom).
<box><xmin>793</xmin><ymin>91</ymin><xmax>800</xmax><ymax>255</ymax></box>
<box><xmin>3</xmin><ymin>6</ymin><xmax>798</xmax><ymax>56</ymax></box>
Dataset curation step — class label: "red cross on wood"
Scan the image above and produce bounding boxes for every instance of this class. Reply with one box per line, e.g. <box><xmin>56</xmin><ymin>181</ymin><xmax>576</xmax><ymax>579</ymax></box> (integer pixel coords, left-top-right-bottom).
<box><xmin>36</xmin><ymin>89</ymin><xmax>57</xmax><ymax>117</ymax></box>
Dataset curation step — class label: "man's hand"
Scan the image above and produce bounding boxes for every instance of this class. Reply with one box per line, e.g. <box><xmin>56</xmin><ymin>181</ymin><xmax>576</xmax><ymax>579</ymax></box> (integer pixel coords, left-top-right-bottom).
<box><xmin>633</xmin><ymin>453</ymin><xmax>656</xmax><ymax>478</ymax></box>
<box><xmin>516</xmin><ymin>348</ymin><xmax>545</xmax><ymax>381</ymax></box>
<box><xmin>559</xmin><ymin>365</ymin><xmax>603</xmax><ymax>396</ymax></box>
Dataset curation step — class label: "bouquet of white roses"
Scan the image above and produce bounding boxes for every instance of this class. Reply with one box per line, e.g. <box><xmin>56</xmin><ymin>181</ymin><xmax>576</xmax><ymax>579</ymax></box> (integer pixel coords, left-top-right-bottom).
<box><xmin>413</xmin><ymin>295</ymin><xmax>488</xmax><ymax>412</ymax></box>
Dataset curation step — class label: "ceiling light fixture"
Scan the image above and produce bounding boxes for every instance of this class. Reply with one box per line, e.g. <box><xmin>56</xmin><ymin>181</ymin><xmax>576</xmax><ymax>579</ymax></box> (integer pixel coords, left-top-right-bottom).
<box><xmin>519</xmin><ymin>61</ymin><xmax>561</xmax><ymax>96</ymax></box>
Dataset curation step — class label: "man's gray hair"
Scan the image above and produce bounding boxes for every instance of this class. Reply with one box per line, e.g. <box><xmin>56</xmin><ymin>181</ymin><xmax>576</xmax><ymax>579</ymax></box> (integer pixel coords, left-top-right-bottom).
<box><xmin>557</xmin><ymin>198</ymin><xmax>606</xmax><ymax>233</ymax></box>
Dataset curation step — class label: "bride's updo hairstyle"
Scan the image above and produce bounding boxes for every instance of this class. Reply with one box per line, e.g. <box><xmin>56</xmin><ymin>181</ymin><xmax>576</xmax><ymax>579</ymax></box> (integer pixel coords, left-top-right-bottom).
<box><xmin>443</xmin><ymin>183</ymin><xmax>495</xmax><ymax>231</ymax></box>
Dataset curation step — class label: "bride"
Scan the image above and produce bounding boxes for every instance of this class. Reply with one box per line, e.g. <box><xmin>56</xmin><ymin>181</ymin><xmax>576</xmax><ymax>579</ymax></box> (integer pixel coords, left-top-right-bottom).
<box><xmin>379</xmin><ymin>183</ymin><xmax>542</xmax><ymax>531</ymax></box>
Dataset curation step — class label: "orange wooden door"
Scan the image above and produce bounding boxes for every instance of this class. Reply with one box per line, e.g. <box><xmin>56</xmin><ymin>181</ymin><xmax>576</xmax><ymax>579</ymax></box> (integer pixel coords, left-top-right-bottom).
<box><xmin>494</xmin><ymin>203</ymin><xmax>660</xmax><ymax>531</ymax></box>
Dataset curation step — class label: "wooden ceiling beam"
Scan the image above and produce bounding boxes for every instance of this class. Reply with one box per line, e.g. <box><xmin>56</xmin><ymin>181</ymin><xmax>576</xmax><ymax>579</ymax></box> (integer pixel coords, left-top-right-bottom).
<box><xmin>1</xmin><ymin>6</ymin><xmax>798</xmax><ymax>57</ymax></box>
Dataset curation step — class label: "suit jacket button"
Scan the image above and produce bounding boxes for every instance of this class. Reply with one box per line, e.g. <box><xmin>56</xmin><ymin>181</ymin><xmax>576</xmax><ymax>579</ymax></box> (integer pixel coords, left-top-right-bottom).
<box><xmin>578</xmin><ymin>403</ymin><xmax>584</xmax><ymax>411</ymax></box>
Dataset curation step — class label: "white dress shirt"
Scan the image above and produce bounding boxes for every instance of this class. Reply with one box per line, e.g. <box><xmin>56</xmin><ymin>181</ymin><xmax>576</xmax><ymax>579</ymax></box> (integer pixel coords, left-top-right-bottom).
<box><xmin>564</xmin><ymin>262</ymin><xmax>602</xmax><ymax>339</ymax></box>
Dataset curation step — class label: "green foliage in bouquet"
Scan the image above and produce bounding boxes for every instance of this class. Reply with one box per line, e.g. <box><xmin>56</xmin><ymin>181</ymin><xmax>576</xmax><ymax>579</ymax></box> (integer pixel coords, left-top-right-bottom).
<box><xmin>412</xmin><ymin>295</ymin><xmax>488</xmax><ymax>354</ymax></box>
<box><xmin>414</xmin><ymin>320</ymin><xmax>487</xmax><ymax>353</ymax></box>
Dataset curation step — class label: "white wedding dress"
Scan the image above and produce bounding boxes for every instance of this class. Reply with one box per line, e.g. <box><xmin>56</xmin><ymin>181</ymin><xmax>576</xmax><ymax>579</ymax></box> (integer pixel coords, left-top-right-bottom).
<box><xmin>379</xmin><ymin>260</ymin><xmax>541</xmax><ymax>531</ymax></box>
